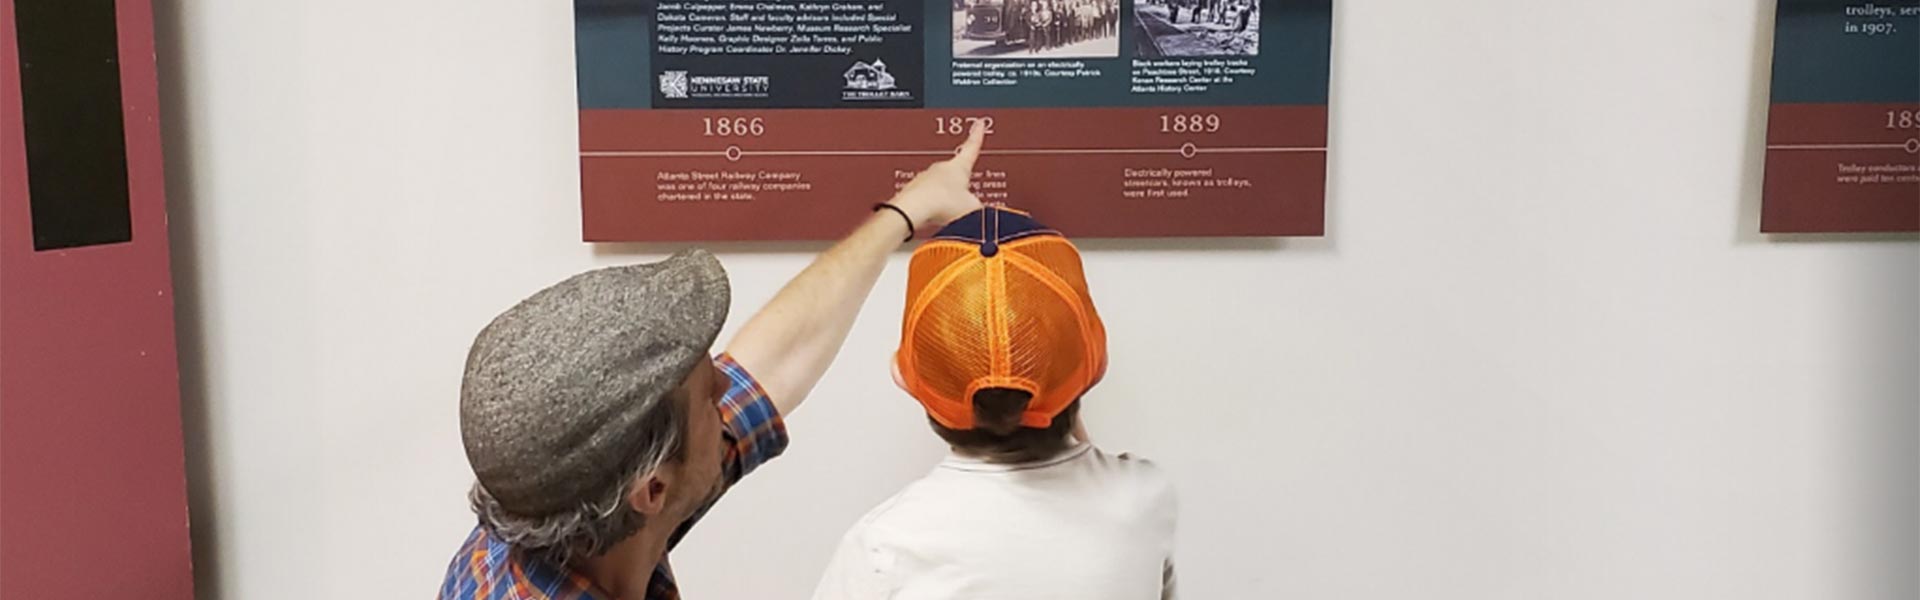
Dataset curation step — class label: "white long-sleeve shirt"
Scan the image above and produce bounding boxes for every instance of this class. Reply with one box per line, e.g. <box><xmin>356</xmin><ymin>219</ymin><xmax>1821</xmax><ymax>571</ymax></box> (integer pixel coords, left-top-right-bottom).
<box><xmin>812</xmin><ymin>442</ymin><xmax>1179</xmax><ymax>600</ymax></box>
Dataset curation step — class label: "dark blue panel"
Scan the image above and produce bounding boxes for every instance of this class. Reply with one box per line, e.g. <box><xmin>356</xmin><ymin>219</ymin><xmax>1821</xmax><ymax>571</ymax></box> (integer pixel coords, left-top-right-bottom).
<box><xmin>1771</xmin><ymin>0</ymin><xmax>1919</xmax><ymax>104</ymax></box>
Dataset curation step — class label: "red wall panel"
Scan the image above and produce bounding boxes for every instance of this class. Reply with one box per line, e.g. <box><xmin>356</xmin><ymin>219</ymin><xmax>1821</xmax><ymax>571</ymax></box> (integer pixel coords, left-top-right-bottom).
<box><xmin>0</xmin><ymin>0</ymin><xmax>195</xmax><ymax>597</ymax></box>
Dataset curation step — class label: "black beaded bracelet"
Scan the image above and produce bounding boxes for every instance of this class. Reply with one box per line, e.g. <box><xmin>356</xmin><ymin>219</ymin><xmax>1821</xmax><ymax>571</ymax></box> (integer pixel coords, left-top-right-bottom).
<box><xmin>873</xmin><ymin>203</ymin><xmax>915</xmax><ymax>242</ymax></box>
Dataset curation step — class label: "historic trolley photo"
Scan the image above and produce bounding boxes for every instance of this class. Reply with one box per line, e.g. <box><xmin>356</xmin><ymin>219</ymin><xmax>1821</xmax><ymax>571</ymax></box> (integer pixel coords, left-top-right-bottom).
<box><xmin>953</xmin><ymin>0</ymin><xmax>1123</xmax><ymax>58</ymax></box>
<box><xmin>1132</xmin><ymin>0</ymin><xmax>1261</xmax><ymax>57</ymax></box>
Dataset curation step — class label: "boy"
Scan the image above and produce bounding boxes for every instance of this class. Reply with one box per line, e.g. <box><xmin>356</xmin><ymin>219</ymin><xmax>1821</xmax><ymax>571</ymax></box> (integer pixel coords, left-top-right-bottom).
<box><xmin>812</xmin><ymin>206</ymin><xmax>1178</xmax><ymax>600</ymax></box>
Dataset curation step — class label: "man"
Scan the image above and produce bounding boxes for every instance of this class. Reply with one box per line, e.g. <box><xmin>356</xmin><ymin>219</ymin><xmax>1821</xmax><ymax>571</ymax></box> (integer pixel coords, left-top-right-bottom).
<box><xmin>437</xmin><ymin>125</ymin><xmax>989</xmax><ymax>599</ymax></box>
<box><xmin>811</xmin><ymin>207</ymin><xmax>1179</xmax><ymax>600</ymax></box>
<box><xmin>1065</xmin><ymin>0</ymin><xmax>1078</xmax><ymax>45</ymax></box>
<box><xmin>1030</xmin><ymin>2</ymin><xmax>1050</xmax><ymax>53</ymax></box>
<box><xmin>1059</xmin><ymin>0</ymin><xmax>1075</xmax><ymax>45</ymax></box>
<box><xmin>1009</xmin><ymin>0</ymin><xmax>1031</xmax><ymax>51</ymax></box>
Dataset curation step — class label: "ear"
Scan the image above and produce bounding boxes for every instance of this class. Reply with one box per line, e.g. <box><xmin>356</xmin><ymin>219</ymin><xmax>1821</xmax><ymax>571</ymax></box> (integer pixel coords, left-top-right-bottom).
<box><xmin>890</xmin><ymin>354</ymin><xmax>909</xmax><ymax>392</ymax></box>
<box><xmin>626</xmin><ymin>471</ymin><xmax>670</xmax><ymax>517</ymax></box>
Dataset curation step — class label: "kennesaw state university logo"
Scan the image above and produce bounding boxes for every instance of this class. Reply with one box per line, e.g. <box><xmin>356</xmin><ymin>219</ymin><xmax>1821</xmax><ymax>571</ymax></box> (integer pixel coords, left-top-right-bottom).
<box><xmin>659</xmin><ymin>71</ymin><xmax>690</xmax><ymax>99</ymax></box>
<box><xmin>658</xmin><ymin>70</ymin><xmax>769</xmax><ymax>100</ymax></box>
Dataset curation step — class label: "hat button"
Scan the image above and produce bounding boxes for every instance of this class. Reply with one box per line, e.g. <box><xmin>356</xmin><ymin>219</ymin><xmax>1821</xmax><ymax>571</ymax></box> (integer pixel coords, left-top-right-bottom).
<box><xmin>980</xmin><ymin>238</ymin><xmax>1000</xmax><ymax>257</ymax></box>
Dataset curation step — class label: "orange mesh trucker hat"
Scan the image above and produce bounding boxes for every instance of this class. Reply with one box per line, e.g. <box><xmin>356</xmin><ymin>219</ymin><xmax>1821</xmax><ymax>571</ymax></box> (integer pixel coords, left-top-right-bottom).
<box><xmin>897</xmin><ymin>206</ymin><xmax>1107</xmax><ymax>430</ymax></box>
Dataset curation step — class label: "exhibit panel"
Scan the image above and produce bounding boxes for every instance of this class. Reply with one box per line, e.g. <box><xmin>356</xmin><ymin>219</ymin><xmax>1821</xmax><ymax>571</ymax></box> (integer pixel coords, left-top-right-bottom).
<box><xmin>575</xmin><ymin>0</ymin><xmax>1332</xmax><ymax>241</ymax></box>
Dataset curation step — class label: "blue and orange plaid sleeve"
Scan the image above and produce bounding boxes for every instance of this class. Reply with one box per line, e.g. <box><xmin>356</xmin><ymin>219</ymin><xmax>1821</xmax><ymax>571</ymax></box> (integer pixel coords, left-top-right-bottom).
<box><xmin>438</xmin><ymin>525</ymin><xmax>612</xmax><ymax>600</ymax></box>
<box><xmin>713</xmin><ymin>353</ymin><xmax>789</xmax><ymax>482</ymax></box>
<box><xmin>659</xmin><ymin>354</ymin><xmax>790</xmax><ymax>556</ymax></box>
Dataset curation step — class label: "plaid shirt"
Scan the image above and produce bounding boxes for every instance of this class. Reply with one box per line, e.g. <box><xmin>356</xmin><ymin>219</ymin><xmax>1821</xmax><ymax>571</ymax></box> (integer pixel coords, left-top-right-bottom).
<box><xmin>438</xmin><ymin>354</ymin><xmax>789</xmax><ymax>600</ymax></box>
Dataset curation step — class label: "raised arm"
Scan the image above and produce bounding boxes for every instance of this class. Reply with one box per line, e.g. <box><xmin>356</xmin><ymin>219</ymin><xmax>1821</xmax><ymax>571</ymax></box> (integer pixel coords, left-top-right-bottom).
<box><xmin>726</xmin><ymin>124</ymin><xmax>988</xmax><ymax>416</ymax></box>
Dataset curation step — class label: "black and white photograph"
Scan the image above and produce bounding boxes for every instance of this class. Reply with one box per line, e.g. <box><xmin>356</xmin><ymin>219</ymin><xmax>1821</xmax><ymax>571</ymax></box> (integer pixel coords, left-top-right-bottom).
<box><xmin>953</xmin><ymin>0</ymin><xmax>1123</xmax><ymax>59</ymax></box>
<box><xmin>1132</xmin><ymin>0</ymin><xmax>1261</xmax><ymax>57</ymax></box>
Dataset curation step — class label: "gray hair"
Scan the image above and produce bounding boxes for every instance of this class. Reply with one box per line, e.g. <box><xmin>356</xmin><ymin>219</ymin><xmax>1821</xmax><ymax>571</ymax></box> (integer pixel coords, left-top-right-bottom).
<box><xmin>469</xmin><ymin>386</ymin><xmax>688</xmax><ymax>566</ymax></box>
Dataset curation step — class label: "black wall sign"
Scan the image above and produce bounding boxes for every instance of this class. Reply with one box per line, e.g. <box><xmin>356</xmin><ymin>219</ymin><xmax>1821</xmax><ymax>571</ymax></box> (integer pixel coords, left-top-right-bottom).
<box><xmin>16</xmin><ymin>0</ymin><xmax>133</xmax><ymax>251</ymax></box>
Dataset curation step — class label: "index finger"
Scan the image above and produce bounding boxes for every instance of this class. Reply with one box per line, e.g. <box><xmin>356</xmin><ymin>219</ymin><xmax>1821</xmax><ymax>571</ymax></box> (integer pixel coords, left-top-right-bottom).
<box><xmin>950</xmin><ymin>120</ymin><xmax>987</xmax><ymax>171</ymax></box>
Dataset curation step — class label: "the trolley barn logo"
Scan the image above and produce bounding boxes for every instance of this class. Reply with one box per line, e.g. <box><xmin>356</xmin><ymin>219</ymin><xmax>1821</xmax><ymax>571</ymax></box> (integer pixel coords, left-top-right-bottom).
<box><xmin>842</xmin><ymin>59</ymin><xmax>912</xmax><ymax>101</ymax></box>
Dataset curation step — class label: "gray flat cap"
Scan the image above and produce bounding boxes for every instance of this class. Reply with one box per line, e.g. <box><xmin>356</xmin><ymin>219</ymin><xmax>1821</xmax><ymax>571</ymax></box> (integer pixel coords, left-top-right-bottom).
<box><xmin>460</xmin><ymin>249</ymin><xmax>729</xmax><ymax>516</ymax></box>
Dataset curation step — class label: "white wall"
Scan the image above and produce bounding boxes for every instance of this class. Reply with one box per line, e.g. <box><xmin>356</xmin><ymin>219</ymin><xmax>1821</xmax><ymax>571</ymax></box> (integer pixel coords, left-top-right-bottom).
<box><xmin>157</xmin><ymin>1</ymin><xmax>1917</xmax><ymax>598</ymax></box>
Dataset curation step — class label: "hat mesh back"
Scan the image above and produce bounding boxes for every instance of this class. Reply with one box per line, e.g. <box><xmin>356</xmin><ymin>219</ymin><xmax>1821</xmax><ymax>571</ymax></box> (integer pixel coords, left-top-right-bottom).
<box><xmin>904</xmin><ymin>243</ymin><xmax>996</xmax><ymax>427</ymax></box>
<box><xmin>1010</xmin><ymin>236</ymin><xmax>1108</xmax><ymax>383</ymax></box>
<box><xmin>901</xmin><ymin>235</ymin><xmax>1105</xmax><ymax>429</ymax></box>
<box><xmin>1001</xmin><ymin>261</ymin><xmax>1089</xmax><ymax>425</ymax></box>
